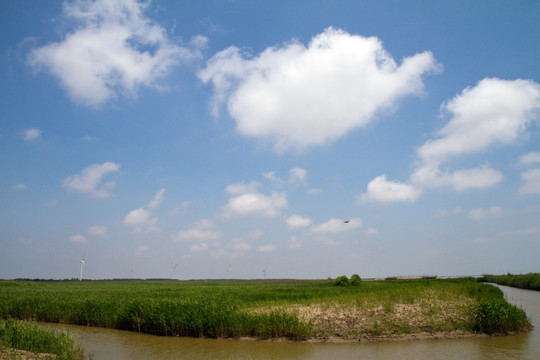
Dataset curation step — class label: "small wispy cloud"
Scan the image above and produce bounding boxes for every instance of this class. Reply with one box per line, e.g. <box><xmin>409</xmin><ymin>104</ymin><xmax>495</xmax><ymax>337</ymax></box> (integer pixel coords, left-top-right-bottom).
<box><xmin>519</xmin><ymin>152</ymin><xmax>540</xmax><ymax>166</ymax></box>
<box><xmin>359</xmin><ymin>175</ymin><xmax>421</xmax><ymax>204</ymax></box>
<box><xmin>22</xmin><ymin>128</ymin><xmax>41</xmax><ymax>142</ymax></box>
<box><xmin>289</xmin><ymin>167</ymin><xmax>308</xmax><ymax>186</ymax></box>
<box><xmin>123</xmin><ymin>188</ymin><xmax>166</xmax><ymax>233</ymax></box>
<box><xmin>289</xmin><ymin>236</ymin><xmax>303</xmax><ymax>249</ymax></box>
<box><xmin>519</xmin><ymin>168</ymin><xmax>540</xmax><ymax>195</ymax></box>
<box><xmin>286</xmin><ymin>214</ymin><xmax>312</xmax><ymax>229</ymax></box>
<box><xmin>221</xmin><ymin>187</ymin><xmax>287</xmax><ymax>218</ymax></box>
<box><xmin>62</xmin><ymin>162</ymin><xmax>120</xmax><ymax>198</ymax></box>
<box><xmin>435</xmin><ymin>206</ymin><xmax>464</xmax><ymax>217</ymax></box>
<box><xmin>310</xmin><ymin>218</ymin><xmax>362</xmax><ymax>234</ymax></box>
<box><xmin>173</xmin><ymin>219</ymin><xmax>222</xmax><ymax>242</ymax></box>
<box><xmin>12</xmin><ymin>183</ymin><xmax>26</xmax><ymax>191</ymax></box>
<box><xmin>69</xmin><ymin>234</ymin><xmax>87</xmax><ymax>244</ymax></box>
<box><xmin>258</xmin><ymin>244</ymin><xmax>275</xmax><ymax>253</ymax></box>
<box><xmin>468</xmin><ymin>206</ymin><xmax>503</xmax><ymax>221</ymax></box>
<box><xmin>88</xmin><ymin>225</ymin><xmax>107</xmax><ymax>237</ymax></box>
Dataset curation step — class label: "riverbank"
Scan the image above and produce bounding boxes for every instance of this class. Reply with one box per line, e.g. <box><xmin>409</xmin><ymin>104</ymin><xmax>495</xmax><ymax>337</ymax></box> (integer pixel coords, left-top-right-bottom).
<box><xmin>0</xmin><ymin>278</ymin><xmax>530</xmax><ymax>343</ymax></box>
<box><xmin>479</xmin><ymin>273</ymin><xmax>540</xmax><ymax>291</ymax></box>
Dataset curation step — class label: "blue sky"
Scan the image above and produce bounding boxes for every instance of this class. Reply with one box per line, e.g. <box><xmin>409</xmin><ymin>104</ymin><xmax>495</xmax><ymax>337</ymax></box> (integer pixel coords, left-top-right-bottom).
<box><xmin>1</xmin><ymin>0</ymin><xmax>539</xmax><ymax>280</ymax></box>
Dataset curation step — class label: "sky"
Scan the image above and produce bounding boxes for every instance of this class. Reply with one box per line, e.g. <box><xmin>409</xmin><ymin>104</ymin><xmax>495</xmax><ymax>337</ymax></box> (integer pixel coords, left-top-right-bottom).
<box><xmin>1</xmin><ymin>0</ymin><xmax>539</xmax><ymax>280</ymax></box>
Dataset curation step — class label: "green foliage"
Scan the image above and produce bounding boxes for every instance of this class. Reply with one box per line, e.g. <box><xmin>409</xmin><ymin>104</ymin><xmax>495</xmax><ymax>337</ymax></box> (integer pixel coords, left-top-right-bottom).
<box><xmin>478</xmin><ymin>273</ymin><xmax>540</xmax><ymax>291</ymax></box>
<box><xmin>0</xmin><ymin>318</ymin><xmax>84</xmax><ymax>360</ymax></box>
<box><xmin>333</xmin><ymin>275</ymin><xmax>350</xmax><ymax>286</ymax></box>
<box><xmin>0</xmin><ymin>277</ymin><xmax>531</xmax><ymax>341</ymax></box>
<box><xmin>472</xmin><ymin>301</ymin><xmax>530</xmax><ymax>334</ymax></box>
<box><xmin>350</xmin><ymin>274</ymin><xmax>362</xmax><ymax>286</ymax></box>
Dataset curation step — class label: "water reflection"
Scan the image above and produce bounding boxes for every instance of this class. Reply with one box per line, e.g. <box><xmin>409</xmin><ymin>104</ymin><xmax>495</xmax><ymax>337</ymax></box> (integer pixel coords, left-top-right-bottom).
<box><xmin>45</xmin><ymin>285</ymin><xmax>539</xmax><ymax>360</ymax></box>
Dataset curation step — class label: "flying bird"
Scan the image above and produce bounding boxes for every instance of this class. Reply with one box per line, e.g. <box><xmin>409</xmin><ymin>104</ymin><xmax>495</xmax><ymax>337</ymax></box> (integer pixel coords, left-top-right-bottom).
<box><xmin>343</xmin><ymin>220</ymin><xmax>350</xmax><ymax>223</ymax></box>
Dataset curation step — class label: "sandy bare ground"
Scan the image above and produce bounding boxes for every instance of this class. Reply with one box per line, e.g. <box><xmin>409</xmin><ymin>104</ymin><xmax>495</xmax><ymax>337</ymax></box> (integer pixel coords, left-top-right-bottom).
<box><xmin>0</xmin><ymin>349</ymin><xmax>55</xmax><ymax>360</ymax></box>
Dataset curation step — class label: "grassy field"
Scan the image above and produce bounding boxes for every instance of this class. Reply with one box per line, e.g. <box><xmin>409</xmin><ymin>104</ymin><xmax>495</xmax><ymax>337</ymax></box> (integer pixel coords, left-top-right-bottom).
<box><xmin>479</xmin><ymin>273</ymin><xmax>540</xmax><ymax>291</ymax></box>
<box><xmin>0</xmin><ymin>277</ymin><xmax>531</xmax><ymax>343</ymax></box>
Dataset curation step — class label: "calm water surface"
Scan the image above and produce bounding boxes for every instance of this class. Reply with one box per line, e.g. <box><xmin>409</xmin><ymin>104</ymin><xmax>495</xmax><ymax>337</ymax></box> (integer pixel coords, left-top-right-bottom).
<box><xmin>45</xmin><ymin>285</ymin><xmax>539</xmax><ymax>360</ymax></box>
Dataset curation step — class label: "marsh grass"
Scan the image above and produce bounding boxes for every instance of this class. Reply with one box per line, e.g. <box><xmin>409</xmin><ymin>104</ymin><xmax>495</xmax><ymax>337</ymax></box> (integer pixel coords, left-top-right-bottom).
<box><xmin>0</xmin><ymin>278</ymin><xmax>530</xmax><ymax>341</ymax></box>
<box><xmin>479</xmin><ymin>273</ymin><xmax>540</xmax><ymax>291</ymax></box>
<box><xmin>0</xmin><ymin>318</ymin><xmax>83</xmax><ymax>360</ymax></box>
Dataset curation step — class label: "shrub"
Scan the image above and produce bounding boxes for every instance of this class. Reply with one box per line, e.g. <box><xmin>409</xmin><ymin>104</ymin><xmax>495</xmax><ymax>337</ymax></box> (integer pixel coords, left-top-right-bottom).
<box><xmin>473</xmin><ymin>301</ymin><xmax>530</xmax><ymax>334</ymax></box>
<box><xmin>350</xmin><ymin>274</ymin><xmax>362</xmax><ymax>286</ymax></box>
<box><xmin>333</xmin><ymin>275</ymin><xmax>350</xmax><ymax>286</ymax></box>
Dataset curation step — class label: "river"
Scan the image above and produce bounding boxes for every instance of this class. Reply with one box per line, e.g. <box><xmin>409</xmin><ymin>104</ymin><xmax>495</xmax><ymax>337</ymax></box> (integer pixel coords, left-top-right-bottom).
<box><xmin>45</xmin><ymin>285</ymin><xmax>539</xmax><ymax>360</ymax></box>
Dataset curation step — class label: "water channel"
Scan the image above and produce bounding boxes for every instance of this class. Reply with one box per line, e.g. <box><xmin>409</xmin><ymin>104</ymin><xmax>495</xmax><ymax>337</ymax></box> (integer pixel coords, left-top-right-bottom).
<box><xmin>45</xmin><ymin>285</ymin><xmax>539</xmax><ymax>360</ymax></box>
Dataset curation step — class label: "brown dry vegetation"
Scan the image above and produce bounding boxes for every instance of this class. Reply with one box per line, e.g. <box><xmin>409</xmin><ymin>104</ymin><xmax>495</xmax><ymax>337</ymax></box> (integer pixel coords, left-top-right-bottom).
<box><xmin>246</xmin><ymin>288</ymin><xmax>478</xmax><ymax>342</ymax></box>
<box><xmin>0</xmin><ymin>349</ymin><xmax>55</xmax><ymax>360</ymax></box>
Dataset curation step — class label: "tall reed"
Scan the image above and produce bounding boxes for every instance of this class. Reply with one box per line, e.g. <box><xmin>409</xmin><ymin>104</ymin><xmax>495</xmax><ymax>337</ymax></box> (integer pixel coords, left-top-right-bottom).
<box><xmin>0</xmin><ymin>318</ymin><xmax>84</xmax><ymax>360</ymax></box>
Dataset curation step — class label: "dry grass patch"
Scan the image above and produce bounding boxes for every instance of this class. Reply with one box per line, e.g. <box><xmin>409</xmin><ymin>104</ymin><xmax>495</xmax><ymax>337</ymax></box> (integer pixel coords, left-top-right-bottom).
<box><xmin>0</xmin><ymin>349</ymin><xmax>55</xmax><ymax>360</ymax></box>
<box><xmin>253</xmin><ymin>293</ymin><xmax>476</xmax><ymax>341</ymax></box>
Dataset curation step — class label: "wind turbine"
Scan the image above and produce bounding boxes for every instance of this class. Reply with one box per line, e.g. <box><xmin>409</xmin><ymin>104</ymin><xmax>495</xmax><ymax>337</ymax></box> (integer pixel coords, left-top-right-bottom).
<box><xmin>263</xmin><ymin>267</ymin><xmax>267</xmax><ymax>280</ymax></box>
<box><xmin>79</xmin><ymin>252</ymin><xmax>86</xmax><ymax>281</ymax></box>
<box><xmin>172</xmin><ymin>263</ymin><xmax>179</xmax><ymax>279</ymax></box>
<box><xmin>227</xmin><ymin>264</ymin><xmax>231</xmax><ymax>279</ymax></box>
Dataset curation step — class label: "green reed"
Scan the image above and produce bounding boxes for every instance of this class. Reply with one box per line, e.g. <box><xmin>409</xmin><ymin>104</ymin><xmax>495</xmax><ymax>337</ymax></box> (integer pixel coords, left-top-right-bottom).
<box><xmin>0</xmin><ymin>278</ymin><xmax>530</xmax><ymax>340</ymax></box>
<box><xmin>0</xmin><ymin>318</ymin><xmax>84</xmax><ymax>360</ymax></box>
<box><xmin>479</xmin><ymin>273</ymin><xmax>540</xmax><ymax>291</ymax></box>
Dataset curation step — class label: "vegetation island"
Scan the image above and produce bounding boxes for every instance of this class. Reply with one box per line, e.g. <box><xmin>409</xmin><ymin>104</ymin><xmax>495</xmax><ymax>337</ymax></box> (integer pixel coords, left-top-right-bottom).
<box><xmin>1</xmin><ymin>273</ymin><xmax>538</xmax><ymax>359</ymax></box>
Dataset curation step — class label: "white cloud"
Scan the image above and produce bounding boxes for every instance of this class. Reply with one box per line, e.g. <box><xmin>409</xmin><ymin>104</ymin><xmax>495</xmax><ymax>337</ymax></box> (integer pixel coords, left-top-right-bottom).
<box><xmin>359</xmin><ymin>175</ymin><xmax>421</xmax><ymax>204</ymax></box>
<box><xmin>221</xmin><ymin>191</ymin><xmax>287</xmax><ymax>218</ymax></box>
<box><xmin>147</xmin><ymin>188</ymin><xmax>166</xmax><ymax>210</ymax></box>
<box><xmin>246</xmin><ymin>229</ymin><xmax>264</xmax><ymax>239</ymax></box>
<box><xmin>190</xmin><ymin>243</ymin><xmax>209</xmax><ymax>253</ymax></box>
<box><xmin>12</xmin><ymin>183</ymin><xmax>26</xmax><ymax>191</ymax></box>
<box><xmin>225</xmin><ymin>181</ymin><xmax>260</xmax><ymax>195</ymax></box>
<box><xmin>22</xmin><ymin>128</ymin><xmax>41</xmax><ymax>142</ymax></box>
<box><xmin>262</xmin><ymin>171</ymin><xmax>282</xmax><ymax>184</ymax></box>
<box><xmin>519</xmin><ymin>152</ymin><xmax>540</xmax><ymax>166</ymax></box>
<box><xmin>310</xmin><ymin>217</ymin><xmax>362</xmax><ymax>234</ymax></box>
<box><xmin>69</xmin><ymin>234</ymin><xmax>87</xmax><ymax>244</ymax></box>
<box><xmin>258</xmin><ymin>244</ymin><xmax>275</xmax><ymax>252</ymax></box>
<box><xmin>62</xmin><ymin>162</ymin><xmax>120</xmax><ymax>198</ymax></box>
<box><xmin>418</xmin><ymin>78</ymin><xmax>540</xmax><ymax>165</ymax></box>
<box><xmin>411</xmin><ymin>165</ymin><xmax>503</xmax><ymax>191</ymax></box>
<box><xmin>123</xmin><ymin>208</ymin><xmax>157</xmax><ymax>227</ymax></box>
<box><xmin>435</xmin><ymin>206</ymin><xmax>463</xmax><ymax>217</ymax></box>
<box><xmin>28</xmin><ymin>0</ymin><xmax>206</xmax><ymax>106</ymax></box>
<box><xmin>171</xmin><ymin>201</ymin><xmax>190</xmax><ymax>215</ymax></box>
<box><xmin>123</xmin><ymin>188</ymin><xmax>165</xmax><ymax>232</ymax></box>
<box><xmin>308</xmin><ymin>188</ymin><xmax>323</xmax><ymax>196</ymax></box>
<box><xmin>88</xmin><ymin>225</ymin><xmax>107</xmax><ymax>236</ymax></box>
<box><xmin>173</xmin><ymin>219</ymin><xmax>223</xmax><ymax>242</ymax></box>
<box><xmin>289</xmin><ymin>167</ymin><xmax>308</xmax><ymax>186</ymax></box>
<box><xmin>228</xmin><ymin>238</ymin><xmax>251</xmax><ymax>251</ymax></box>
<box><xmin>468</xmin><ymin>206</ymin><xmax>503</xmax><ymax>221</ymax></box>
<box><xmin>286</xmin><ymin>214</ymin><xmax>312</xmax><ymax>229</ymax></box>
<box><xmin>199</xmin><ymin>27</ymin><xmax>439</xmax><ymax>152</ymax></box>
<box><xmin>519</xmin><ymin>168</ymin><xmax>540</xmax><ymax>195</ymax></box>
<box><xmin>361</xmin><ymin>78</ymin><xmax>540</xmax><ymax>204</ymax></box>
